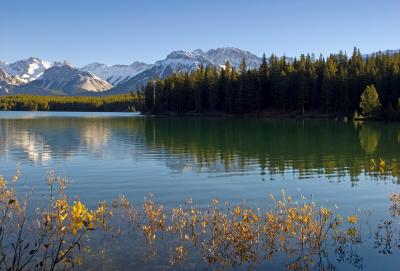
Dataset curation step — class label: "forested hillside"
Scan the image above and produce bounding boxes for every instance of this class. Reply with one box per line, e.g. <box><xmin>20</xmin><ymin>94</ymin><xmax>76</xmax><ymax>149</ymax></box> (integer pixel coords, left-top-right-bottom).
<box><xmin>0</xmin><ymin>93</ymin><xmax>143</xmax><ymax>112</ymax></box>
<box><xmin>144</xmin><ymin>48</ymin><xmax>400</xmax><ymax>118</ymax></box>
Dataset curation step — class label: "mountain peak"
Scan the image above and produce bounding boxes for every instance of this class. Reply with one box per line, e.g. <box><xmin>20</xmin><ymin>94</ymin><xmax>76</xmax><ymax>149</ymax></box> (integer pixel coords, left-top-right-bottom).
<box><xmin>130</xmin><ymin>61</ymin><xmax>148</xmax><ymax>67</ymax></box>
<box><xmin>81</xmin><ymin>61</ymin><xmax>151</xmax><ymax>86</ymax></box>
<box><xmin>5</xmin><ymin>47</ymin><xmax>398</xmax><ymax>96</ymax></box>
<box><xmin>166</xmin><ymin>50</ymin><xmax>193</xmax><ymax>60</ymax></box>
<box><xmin>14</xmin><ymin>65</ymin><xmax>112</xmax><ymax>95</ymax></box>
<box><xmin>191</xmin><ymin>49</ymin><xmax>204</xmax><ymax>55</ymax></box>
<box><xmin>27</xmin><ymin>56</ymin><xmax>43</xmax><ymax>62</ymax></box>
<box><xmin>82</xmin><ymin>62</ymin><xmax>107</xmax><ymax>69</ymax></box>
<box><xmin>53</xmin><ymin>61</ymin><xmax>75</xmax><ymax>68</ymax></box>
<box><xmin>3</xmin><ymin>57</ymin><xmax>52</xmax><ymax>82</ymax></box>
<box><xmin>1</xmin><ymin>48</ymin><xmax>264</xmax><ymax>95</ymax></box>
<box><xmin>107</xmin><ymin>47</ymin><xmax>263</xmax><ymax>95</ymax></box>
<box><xmin>200</xmin><ymin>47</ymin><xmax>261</xmax><ymax>68</ymax></box>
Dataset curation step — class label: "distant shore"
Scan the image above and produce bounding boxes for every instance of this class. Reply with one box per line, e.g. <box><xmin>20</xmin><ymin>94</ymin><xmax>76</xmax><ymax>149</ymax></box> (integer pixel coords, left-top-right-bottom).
<box><xmin>142</xmin><ymin>110</ymin><xmax>369</xmax><ymax>120</ymax></box>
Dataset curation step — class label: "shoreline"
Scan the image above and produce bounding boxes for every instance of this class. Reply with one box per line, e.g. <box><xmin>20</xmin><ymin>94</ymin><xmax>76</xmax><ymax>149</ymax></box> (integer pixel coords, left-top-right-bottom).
<box><xmin>142</xmin><ymin>110</ymin><xmax>374</xmax><ymax>121</ymax></box>
<box><xmin>0</xmin><ymin>110</ymin><xmax>391</xmax><ymax>122</ymax></box>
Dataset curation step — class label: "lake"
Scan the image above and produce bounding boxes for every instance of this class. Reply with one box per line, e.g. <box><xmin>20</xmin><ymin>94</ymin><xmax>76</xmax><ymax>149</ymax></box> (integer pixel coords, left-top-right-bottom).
<box><xmin>1</xmin><ymin>111</ymin><xmax>400</xmax><ymax>270</ymax></box>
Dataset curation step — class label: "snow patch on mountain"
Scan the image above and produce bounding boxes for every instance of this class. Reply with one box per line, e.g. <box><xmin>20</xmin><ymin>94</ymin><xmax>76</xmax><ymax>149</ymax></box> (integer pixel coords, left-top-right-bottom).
<box><xmin>81</xmin><ymin>61</ymin><xmax>151</xmax><ymax>85</ymax></box>
<box><xmin>0</xmin><ymin>68</ymin><xmax>26</xmax><ymax>95</ymax></box>
<box><xmin>107</xmin><ymin>47</ymin><xmax>262</xmax><ymax>94</ymax></box>
<box><xmin>2</xmin><ymin>57</ymin><xmax>52</xmax><ymax>82</ymax></box>
<box><xmin>193</xmin><ymin>47</ymin><xmax>262</xmax><ymax>69</ymax></box>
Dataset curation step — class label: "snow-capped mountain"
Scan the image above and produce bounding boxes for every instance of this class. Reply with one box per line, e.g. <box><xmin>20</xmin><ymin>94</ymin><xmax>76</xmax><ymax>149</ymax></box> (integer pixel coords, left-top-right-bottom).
<box><xmin>1</xmin><ymin>48</ymin><xmax>264</xmax><ymax>95</ymax></box>
<box><xmin>106</xmin><ymin>50</ymin><xmax>212</xmax><ymax>94</ymax></box>
<box><xmin>193</xmin><ymin>47</ymin><xmax>262</xmax><ymax>69</ymax></box>
<box><xmin>81</xmin><ymin>61</ymin><xmax>151</xmax><ymax>85</ymax></box>
<box><xmin>15</xmin><ymin>63</ymin><xmax>113</xmax><ymax>95</ymax></box>
<box><xmin>1</xmin><ymin>57</ymin><xmax>52</xmax><ymax>83</ymax></box>
<box><xmin>108</xmin><ymin>47</ymin><xmax>262</xmax><ymax>94</ymax></box>
<box><xmin>3</xmin><ymin>47</ymin><xmax>400</xmax><ymax>96</ymax></box>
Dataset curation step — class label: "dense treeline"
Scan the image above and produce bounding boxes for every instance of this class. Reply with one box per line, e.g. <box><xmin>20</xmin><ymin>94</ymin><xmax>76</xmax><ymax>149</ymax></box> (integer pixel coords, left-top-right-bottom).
<box><xmin>144</xmin><ymin>48</ymin><xmax>400</xmax><ymax>118</ymax></box>
<box><xmin>0</xmin><ymin>93</ymin><xmax>143</xmax><ymax>112</ymax></box>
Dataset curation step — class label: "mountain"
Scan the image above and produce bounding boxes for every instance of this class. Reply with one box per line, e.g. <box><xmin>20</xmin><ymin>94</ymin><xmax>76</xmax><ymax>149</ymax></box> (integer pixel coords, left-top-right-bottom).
<box><xmin>0</xmin><ymin>67</ymin><xmax>25</xmax><ymax>85</ymax></box>
<box><xmin>6</xmin><ymin>47</ymin><xmax>399</xmax><ymax>96</ymax></box>
<box><xmin>1</xmin><ymin>57</ymin><xmax>52</xmax><ymax>83</ymax></box>
<box><xmin>106</xmin><ymin>50</ymin><xmax>215</xmax><ymax>94</ymax></box>
<box><xmin>0</xmin><ymin>68</ymin><xmax>25</xmax><ymax>95</ymax></box>
<box><xmin>193</xmin><ymin>47</ymin><xmax>262</xmax><ymax>69</ymax></box>
<box><xmin>363</xmin><ymin>49</ymin><xmax>400</xmax><ymax>58</ymax></box>
<box><xmin>15</xmin><ymin>63</ymin><xmax>113</xmax><ymax>95</ymax></box>
<box><xmin>81</xmin><ymin>61</ymin><xmax>151</xmax><ymax>85</ymax></box>
<box><xmin>107</xmin><ymin>47</ymin><xmax>262</xmax><ymax>94</ymax></box>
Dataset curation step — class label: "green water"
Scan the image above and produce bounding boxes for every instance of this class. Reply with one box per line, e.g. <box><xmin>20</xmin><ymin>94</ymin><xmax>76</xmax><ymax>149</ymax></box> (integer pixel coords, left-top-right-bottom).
<box><xmin>1</xmin><ymin>112</ymin><xmax>400</xmax><ymax>269</ymax></box>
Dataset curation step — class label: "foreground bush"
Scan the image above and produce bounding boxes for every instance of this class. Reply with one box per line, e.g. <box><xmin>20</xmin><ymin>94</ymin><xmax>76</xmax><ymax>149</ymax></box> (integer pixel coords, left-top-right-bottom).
<box><xmin>0</xmin><ymin>171</ymin><xmax>399</xmax><ymax>270</ymax></box>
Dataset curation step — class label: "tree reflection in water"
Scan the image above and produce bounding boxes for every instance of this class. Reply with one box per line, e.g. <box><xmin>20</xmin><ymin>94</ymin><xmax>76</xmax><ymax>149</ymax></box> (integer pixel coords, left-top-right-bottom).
<box><xmin>2</xmin><ymin>116</ymin><xmax>400</xmax><ymax>180</ymax></box>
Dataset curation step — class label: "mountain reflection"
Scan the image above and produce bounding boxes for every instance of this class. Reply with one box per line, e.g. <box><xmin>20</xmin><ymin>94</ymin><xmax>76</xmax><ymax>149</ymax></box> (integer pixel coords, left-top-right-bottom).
<box><xmin>1</xmin><ymin>115</ymin><xmax>400</xmax><ymax>179</ymax></box>
<box><xmin>80</xmin><ymin>121</ymin><xmax>112</xmax><ymax>157</ymax></box>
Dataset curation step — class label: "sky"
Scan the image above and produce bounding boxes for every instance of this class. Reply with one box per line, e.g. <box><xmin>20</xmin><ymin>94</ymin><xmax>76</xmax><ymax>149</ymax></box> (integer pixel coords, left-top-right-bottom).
<box><xmin>1</xmin><ymin>0</ymin><xmax>400</xmax><ymax>66</ymax></box>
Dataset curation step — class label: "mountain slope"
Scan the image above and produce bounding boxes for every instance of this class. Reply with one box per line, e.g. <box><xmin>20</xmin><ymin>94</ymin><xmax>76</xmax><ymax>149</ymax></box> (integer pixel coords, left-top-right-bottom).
<box><xmin>193</xmin><ymin>47</ymin><xmax>262</xmax><ymax>69</ymax></box>
<box><xmin>6</xmin><ymin>47</ymin><xmax>398</xmax><ymax>96</ymax></box>
<box><xmin>0</xmin><ymin>68</ymin><xmax>25</xmax><ymax>95</ymax></box>
<box><xmin>15</xmin><ymin>64</ymin><xmax>113</xmax><ymax>95</ymax></box>
<box><xmin>81</xmin><ymin>61</ymin><xmax>151</xmax><ymax>85</ymax></box>
<box><xmin>107</xmin><ymin>47</ymin><xmax>262</xmax><ymax>94</ymax></box>
<box><xmin>1</xmin><ymin>57</ymin><xmax>52</xmax><ymax>83</ymax></box>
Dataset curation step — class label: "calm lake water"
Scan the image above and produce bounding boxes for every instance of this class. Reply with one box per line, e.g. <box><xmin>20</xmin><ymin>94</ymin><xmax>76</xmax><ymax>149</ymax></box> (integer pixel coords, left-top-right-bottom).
<box><xmin>1</xmin><ymin>111</ymin><xmax>400</xmax><ymax>269</ymax></box>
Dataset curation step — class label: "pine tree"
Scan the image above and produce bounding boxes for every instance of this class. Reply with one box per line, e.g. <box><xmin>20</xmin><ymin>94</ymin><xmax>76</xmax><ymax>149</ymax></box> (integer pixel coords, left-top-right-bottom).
<box><xmin>141</xmin><ymin>49</ymin><xmax>400</xmax><ymax>119</ymax></box>
<box><xmin>321</xmin><ymin>56</ymin><xmax>337</xmax><ymax>113</ymax></box>
<box><xmin>144</xmin><ymin>80</ymin><xmax>155</xmax><ymax>112</ymax></box>
<box><xmin>259</xmin><ymin>53</ymin><xmax>269</xmax><ymax>109</ymax></box>
<box><xmin>297</xmin><ymin>54</ymin><xmax>309</xmax><ymax>114</ymax></box>
<box><xmin>359</xmin><ymin>84</ymin><xmax>381</xmax><ymax>117</ymax></box>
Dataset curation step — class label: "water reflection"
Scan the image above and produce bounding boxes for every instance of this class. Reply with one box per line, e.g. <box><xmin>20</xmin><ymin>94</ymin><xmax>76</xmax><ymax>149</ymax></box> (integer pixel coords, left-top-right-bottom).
<box><xmin>80</xmin><ymin>121</ymin><xmax>112</xmax><ymax>157</ymax></box>
<box><xmin>2</xmin><ymin>113</ymin><xmax>400</xmax><ymax>269</ymax></box>
<box><xmin>0</xmin><ymin>117</ymin><xmax>139</xmax><ymax>164</ymax></box>
<box><xmin>141</xmin><ymin>117</ymin><xmax>400</xmax><ymax>179</ymax></box>
<box><xmin>0</xmin><ymin>120</ymin><xmax>51</xmax><ymax>164</ymax></box>
<box><xmin>1</xmin><ymin>115</ymin><xmax>400</xmax><ymax>180</ymax></box>
<box><xmin>358</xmin><ymin>124</ymin><xmax>381</xmax><ymax>154</ymax></box>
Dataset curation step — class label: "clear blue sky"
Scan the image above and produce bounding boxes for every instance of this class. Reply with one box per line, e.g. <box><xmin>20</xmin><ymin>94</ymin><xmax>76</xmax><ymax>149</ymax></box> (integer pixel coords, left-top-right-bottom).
<box><xmin>1</xmin><ymin>0</ymin><xmax>399</xmax><ymax>66</ymax></box>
